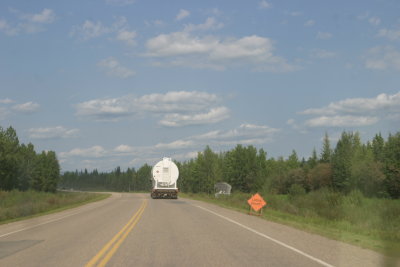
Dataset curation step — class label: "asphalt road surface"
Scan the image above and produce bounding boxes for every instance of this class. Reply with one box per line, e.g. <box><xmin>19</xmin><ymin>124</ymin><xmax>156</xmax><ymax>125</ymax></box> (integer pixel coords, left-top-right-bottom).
<box><xmin>0</xmin><ymin>193</ymin><xmax>397</xmax><ymax>267</ymax></box>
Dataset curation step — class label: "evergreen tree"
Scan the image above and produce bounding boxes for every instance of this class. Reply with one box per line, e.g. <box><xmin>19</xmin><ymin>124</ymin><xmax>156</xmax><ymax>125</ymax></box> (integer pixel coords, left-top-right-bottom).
<box><xmin>136</xmin><ymin>164</ymin><xmax>152</xmax><ymax>191</ymax></box>
<box><xmin>193</xmin><ymin>146</ymin><xmax>221</xmax><ymax>193</ymax></box>
<box><xmin>17</xmin><ymin>143</ymin><xmax>37</xmax><ymax>191</ymax></box>
<box><xmin>372</xmin><ymin>133</ymin><xmax>385</xmax><ymax>162</ymax></box>
<box><xmin>383</xmin><ymin>133</ymin><xmax>400</xmax><ymax>198</ymax></box>
<box><xmin>287</xmin><ymin>150</ymin><xmax>300</xmax><ymax>169</ymax></box>
<box><xmin>331</xmin><ymin>131</ymin><xmax>360</xmax><ymax>192</ymax></box>
<box><xmin>320</xmin><ymin>132</ymin><xmax>332</xmax><ymax>163</ymax></box>
<box><xmin>307</xmin><ymin>148</ymin><xmax>318</xmax><ymax>169</ymax></box>
<box><xmin>0</xmin><ymin>127</ymin><xmax>20</xmax><ymax>190</ymax></box>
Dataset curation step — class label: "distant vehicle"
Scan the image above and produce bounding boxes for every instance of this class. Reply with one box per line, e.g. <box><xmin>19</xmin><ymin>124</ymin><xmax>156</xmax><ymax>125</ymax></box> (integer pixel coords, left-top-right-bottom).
<box><xmin>151</xmin><ymin>157</ymin><xmax>179</xmax><ymax>199</ymax></box>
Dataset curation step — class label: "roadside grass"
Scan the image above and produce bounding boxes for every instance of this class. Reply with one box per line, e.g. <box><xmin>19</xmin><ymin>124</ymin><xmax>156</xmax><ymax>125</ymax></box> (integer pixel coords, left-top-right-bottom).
<box><xmin>0</xmin><ymin>190</ymin><xmax>110</xmax><ymax>224</ymax></box>
<box><xmin>181</xmin><ymin>189</ymin><xmax>400</xmax><ymax>258</ymax></box>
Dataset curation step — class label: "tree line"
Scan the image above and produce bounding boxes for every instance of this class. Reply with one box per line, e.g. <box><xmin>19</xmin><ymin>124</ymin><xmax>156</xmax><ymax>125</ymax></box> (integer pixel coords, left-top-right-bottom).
<box><xmin>60</xmin><ymin>130</ymin><xmax>399</xmax><ymax>199</ymax></box>
<box><xmin>0</xmin><ymin>126</ymin><xmax>60</xmax><ymax>192</ymax></box>
<box><xmin>59</xmin><ymin>165</ymin><xmax>152</xmax><ymax>192</ymax></box>
<box><xmin>2</xmin><ymin>124</ymin><xmax>398</xmax><ymax>199</ymax></box>
<box><xmin>178</xmin><ymin>131</ymin><xmax>400</xmax><ymax>199</ymax></box>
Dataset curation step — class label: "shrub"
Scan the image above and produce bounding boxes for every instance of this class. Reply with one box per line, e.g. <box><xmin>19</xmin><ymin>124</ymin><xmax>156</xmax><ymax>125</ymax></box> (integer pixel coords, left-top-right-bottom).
<box><xmin>308</xmin><ymin>188</ymin><xmax>343</xmax><ymax>220</ymax></box>
<box><xmin>288</xmin><ymin>184</ymin><xmax>306</xmax><ymax>201</ymax></box>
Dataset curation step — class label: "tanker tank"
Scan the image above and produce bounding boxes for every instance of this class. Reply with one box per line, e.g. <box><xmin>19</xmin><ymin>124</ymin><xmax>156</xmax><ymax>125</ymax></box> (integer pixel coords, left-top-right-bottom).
<box><xmin>151</xmin><ymin>157</ymin><xmax>179</xmax><ymax>199</ymax></box>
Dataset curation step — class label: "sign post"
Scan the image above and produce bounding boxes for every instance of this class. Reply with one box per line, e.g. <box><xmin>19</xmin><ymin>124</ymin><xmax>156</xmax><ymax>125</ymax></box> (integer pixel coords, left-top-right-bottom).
<box><xmin>247</xmin><ymin>193</ymin><xmax>266</xmax><ymax>216</ymax></box>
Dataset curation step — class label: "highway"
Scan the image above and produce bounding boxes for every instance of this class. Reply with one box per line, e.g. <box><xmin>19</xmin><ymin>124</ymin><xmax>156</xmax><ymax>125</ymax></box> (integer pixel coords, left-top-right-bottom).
<box><xmin>0</xmin><ymin>193</ymin><xmax>395</xmax><ymax>267</ymax></box>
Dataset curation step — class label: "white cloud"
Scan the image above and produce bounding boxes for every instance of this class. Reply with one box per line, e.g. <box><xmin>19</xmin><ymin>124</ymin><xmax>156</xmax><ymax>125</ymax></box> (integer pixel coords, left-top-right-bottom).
<box><xmin>145</xmin><ymin>20</ymin><xmax>165</xmax><ymax>27</ymax></box>
<box><xmin>301</xmin><ymin>92</ymin><xmax>400</xmax><ymax>116</ymax></box>
<box><xmin>193</xmin><ymin>123</ymin><xmax>280</xmax><ymax>145</ymax></box>
<box><xmin>357</xmin><ymin>13</ymin><xmax>380</xmax><ymax>26</ymax></box>
<box><xmin>304</xmin><ymin>20</ymin><xmax>315</xmax><ymax>27</ymax></box>
<box><xmin>0</xmin><ymin>19</ymin><xmax>13</xmax><ymax>35</ymax></box>
<box><xmin>176</xmin><ymin>9</ymin><xmax>190</xmax><ymax>21</ymax></box>
<box><xmin>287</xmin><ymin>11</ymin><xmax>302</xmax><ymax>17</ymax></box>
<box><xmin>311</xmin><ymin>49</ymin><xmax>336</xmax><ymax>59</ymax></box>
<box><xmin>0</xmin><ymin>8</ymin><xmax>55</xmax><ymax>35</ymax></box>
<box><xmin>171</xmin><ymin>151</ymin><xmax>199</xmax><ymax>162</ymax></box>
<box><xmin>71</xmin><ymin>16</ymin><xmax>135</xmax><ymax>44</ymax></box>
<box><xmin>75</xmin><ymin>91</ymin><xmax>229</xmax><ymax>126</ymax></box>
<box><xmin>152</xmin><ymin>123</ymin><xmax>280</xmax><ymax>152</ymax></box>
<box><xmin>286</xmin><ymin>118</ymin><xmax>306</xmax><ymax>133</ymax></box>
<box><xmin>259</xmin><ymin>1</ymin><xmax>271</xmax><ymax>9</ymax></box>
<box><xmin>145</xmin><ymin>32</ymin><xmax>297</xmax><ymax>72</ymax></box>
<box><xmin>159</xmin><ymin>106</ymin><xmax>230</xmax><ymax>127</ymax></box>
<box><xmin>377</xmin><ymin>28</ymin><xmax>400</xmax><ymax>41</ymax></box>
<box><xmin>70</xmin><ymin>20</ymin><xmax>110</xmax><ymax>40</ymax></box>
<box><xmin>316</xmin><ymin>31</ymin><xmax>333</xmax><ymax>40</ymax></box>
<box><xmin>305</xmin><ymin>116</ymin><xmax>378</xmax><ymax>127</ymax></box>
<box><xmin>60</xmin><ymin>146</ymin><xmax>106</xmax><ymax>158</ymax></box>
<box><xmin>134</xmin><ymin>91</ymin><xmax>219</xmax><ymax>113</ymax></box>
<box><xmin>12</xmin><ymin>102</ymin><xmax>40</xmax><ymax>113</ymax></box>
<box><xmin>75</xmin><ymin>96</ymin><xmax>134</xmax><ymax>121</ymax></box>
<box><xmin>28</xmin><ymin>126</ymin><xmax>79</xmax><ymax>139</ymax></box>
<box><xmin>98</xmin><ymin>57</ymin><xmax>135</xmax><ymax>78</ymax></box>
<box><xmin>60</xmin><ymin>123</ymin><xmax>280</xmax><ymax>170</ymax></box>
<box><xmin>29</xmin><ymin>8</ymin><xmax>55</xmax><ymax>24</ymax></box>
<box><xmin>146</xmin><ymin>32</ymin><xmax>216</xmax><ymax>57</ymax></box>
<box><xmin>155</xmin><ymin>140</ymin><xmax>194</xmax><ymax>150</ymax></box>
<box><xmin>364</xmin><ymin>46</ymin><xmax>400</xmax><ymax>71</ymax></box>
<box><xmin>368</xmin><ymin>17</ymin><xmax>381</xmax><ymax>26</ymax></box>
<box><xmin>0</xmin><ymin>98</ymin><xmax>14</xmax><ymax>104</ymax></box>
<box><xmin>299</xmin><ymin>92</ymin><xmax>400</xmax><ymax>128</ymax></box>
<box><xmin>183</xmin><ymin>17</ymin><xmax>224</xmax><ymax>32</ymax></box>
<box><xmin>114</xmin><ymin>144</ymin><xmax>135</xmax><ymax>153</ymax></box>
<box><xmin>116</xmin><ymin>29</ymin><xmax>136</xmax><ymax>46</ymax></box>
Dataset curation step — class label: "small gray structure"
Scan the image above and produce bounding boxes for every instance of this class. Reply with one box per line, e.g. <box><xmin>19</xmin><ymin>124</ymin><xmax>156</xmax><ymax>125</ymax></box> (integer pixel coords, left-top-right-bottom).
<box><xmin>214</xmin><ymin>182</ymin><xmax>232</xmax><ymax>197</ymax></box>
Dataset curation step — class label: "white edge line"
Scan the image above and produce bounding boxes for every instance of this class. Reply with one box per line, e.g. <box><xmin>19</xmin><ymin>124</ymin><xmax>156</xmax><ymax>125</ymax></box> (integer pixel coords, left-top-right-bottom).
<box><xmin>194</xmin><ymin>204</ymin><xmax>334</xmax><ymax>267</ymax></box>
<box><xmin>0</xmin><ymin>193</ymin><xmax>115</xmax><ymax>238</ymax></box>
<box><xmin>0</xmin><ymin>211</ymin><xmax>82</xmax><ymax>238</ymax></box>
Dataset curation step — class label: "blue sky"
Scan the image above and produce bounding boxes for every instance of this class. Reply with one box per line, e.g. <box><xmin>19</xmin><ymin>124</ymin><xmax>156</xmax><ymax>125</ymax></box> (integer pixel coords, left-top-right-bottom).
<box><xmin>1</xmin><ymin>0</ymin><xmax>399</xmax><ymax>171</ymax></box>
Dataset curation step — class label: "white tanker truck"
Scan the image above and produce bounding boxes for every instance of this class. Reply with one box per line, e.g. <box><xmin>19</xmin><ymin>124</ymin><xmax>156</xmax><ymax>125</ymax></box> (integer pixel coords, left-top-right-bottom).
<box><xmin>151</xmin><ymin>157</ymin><xmax>179</xmax><ymax>199</ymax></box>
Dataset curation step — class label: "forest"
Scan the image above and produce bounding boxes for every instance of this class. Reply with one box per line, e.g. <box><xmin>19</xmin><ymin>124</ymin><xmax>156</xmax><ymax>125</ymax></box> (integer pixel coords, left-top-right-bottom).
<box><xmin>1</xmin><ymin>124</ymin><xmax>399</xmax><ymax>199</ymax></box>
<box><xmin>59</xmin><ymin>131</ymin><xmax>400</xmax><ymax>199</ymax></box>
<box><xmin>0</xmin><ymin>126</ymin><xmax>60</xmax><ymax>192</ymax></box>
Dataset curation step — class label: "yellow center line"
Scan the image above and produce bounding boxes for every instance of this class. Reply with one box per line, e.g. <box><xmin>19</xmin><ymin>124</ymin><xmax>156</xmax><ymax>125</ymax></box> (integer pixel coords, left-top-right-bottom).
<box><xmin>85</xmin><ymin>199</ymin><xmax>147</xmax><ymax>267</ymax></box>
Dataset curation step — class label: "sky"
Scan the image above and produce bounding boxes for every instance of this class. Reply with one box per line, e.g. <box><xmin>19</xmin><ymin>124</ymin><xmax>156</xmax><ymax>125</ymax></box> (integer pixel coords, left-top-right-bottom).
<box><xmin>1</xmin><ymin>0</ymin><xmax>399</xmax><ymax>172</ymax></box>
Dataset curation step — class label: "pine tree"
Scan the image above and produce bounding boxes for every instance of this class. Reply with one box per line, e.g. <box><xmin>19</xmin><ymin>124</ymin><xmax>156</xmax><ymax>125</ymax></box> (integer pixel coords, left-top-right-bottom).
<box><xmin>320</xmin><ymin>132</ymin><xmax>332</xmax><ymax>163</ymax></box>
<box><xmin>372</xmin><ymin>133</ymin><xmax>385</xmax><ymax>162</ymax></box>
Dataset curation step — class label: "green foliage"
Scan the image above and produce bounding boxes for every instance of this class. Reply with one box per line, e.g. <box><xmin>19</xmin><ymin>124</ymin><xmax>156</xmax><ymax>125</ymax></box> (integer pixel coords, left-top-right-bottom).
<box><xmin>223</xmin><ymin>145</ymin><xmax>267</xmax><ymax>193</ymax></box>
<box><xmin>0</xmin><ymin>126</ymin><xmax>60</xmax><ymax>192</ymax></box>
<box><xmin>331</xmin><ymin>131</ymin><xmax>361</xmax><ymax>192</ymax></box>
<box><xmin>58</xmin><ymin>129</ymin><xmax>400</xmax><ymax>199</ymax></box>
<box><xmin>287</xmin><ymin>150</ymin><xmax>300</xmax><ymax>169</ymax></box>
<box><xmin>308</xmin><ymin>163</ymin><xmax>333</xmax><ymax>190</ymax></box>
<box><xmin>288</xmin><ymin>184</ymin><xmax>306</xmax><ymax>200</ymax></box>
<box><xmin>0</xmin><ymin>126</ymin><xmax>19</xmax><ymax>190</ymax></box>
<box><xmin>60</xmin><ymin>166</ymin><xmax>147</xmax><ymax>192</ymax></box>
<box><xmin>307</xmin><ymin>148</ymin><xmax>318</xmax><ymax>169</ymax></box>
<box><xmin>320</xmin><ymin>132</ymin><xmax>332</xmax><ymax>163</ymax></box>
<box><xmin>0</xmin><ymin>190</ymin><xmax>108</xmax><ymax>223</ymax></box>
<box><xmin>383</xmin><ymin>133</ymin><xmax>400</xmax><ymax>198</ymax></box>
<box><xmin>183</xmin><ymin>191</ymin><xmax>400</xmax><ymax>256</ymax></box>
<box><xmin>136</xmin><ymin>164</ymin><xmax>152</xmax><ymax>191</ymax></box>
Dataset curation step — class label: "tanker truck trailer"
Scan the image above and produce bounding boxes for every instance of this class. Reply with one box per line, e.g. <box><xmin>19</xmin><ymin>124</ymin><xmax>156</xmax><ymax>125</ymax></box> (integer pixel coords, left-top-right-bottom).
<box><xmin>151</xmin><ymin>157</ymin><xmax>179</xmax><ymax>199</ymax></box>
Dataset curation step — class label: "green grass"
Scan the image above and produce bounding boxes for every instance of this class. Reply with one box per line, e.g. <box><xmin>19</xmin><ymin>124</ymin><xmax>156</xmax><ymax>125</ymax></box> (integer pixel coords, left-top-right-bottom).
<box><xmin>0</xmin><ymin>190</ymin><xmax>110</xmax><ymax>224</ymax></box>
<box><xmin>181</xmin><ymin>190</ymin><xmax>400</xmax><ymax>258</ymax></box>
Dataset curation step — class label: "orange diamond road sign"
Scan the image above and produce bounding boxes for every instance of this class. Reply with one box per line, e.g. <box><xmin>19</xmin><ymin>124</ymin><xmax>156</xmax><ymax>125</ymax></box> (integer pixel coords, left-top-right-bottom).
<box><xmin>247</xmin><ymin>193</ymin><xmax>266</xmax><ymax>212</ymax></box>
